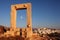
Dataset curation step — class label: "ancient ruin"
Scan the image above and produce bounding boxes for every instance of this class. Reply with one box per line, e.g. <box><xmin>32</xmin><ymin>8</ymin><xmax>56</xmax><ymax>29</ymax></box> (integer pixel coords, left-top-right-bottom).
<box><xmin>10</xmin><ymin>3</ymin><xmax>32</xmax><ymax>38</ymax></box>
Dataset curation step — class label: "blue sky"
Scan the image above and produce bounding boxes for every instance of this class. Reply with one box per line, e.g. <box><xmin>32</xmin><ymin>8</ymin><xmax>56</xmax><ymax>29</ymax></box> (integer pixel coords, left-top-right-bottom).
<box><xmin>0</xmin><ymin>0</ymin><xmax>60</xmax><ymax>29</ymax></box>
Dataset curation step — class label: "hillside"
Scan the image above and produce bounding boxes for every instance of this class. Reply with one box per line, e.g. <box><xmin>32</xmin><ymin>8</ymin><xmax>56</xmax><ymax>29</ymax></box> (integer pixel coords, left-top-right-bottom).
<box><xmin>0</xmin><ymin>25</ymin><xmax>60</xmax><ymax>40</ymax></box>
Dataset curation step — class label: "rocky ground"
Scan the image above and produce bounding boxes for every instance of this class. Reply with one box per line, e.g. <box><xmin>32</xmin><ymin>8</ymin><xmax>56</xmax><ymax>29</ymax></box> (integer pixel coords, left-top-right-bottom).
<box><xmin>0</xmin><ymin>25</ymin><xmax>60</xmax><ymax>40</ymax></box>
<box><xmin>0</xmin><ymin>33</ymin><xmax>60</xmax><ymax>40</ymax></box>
